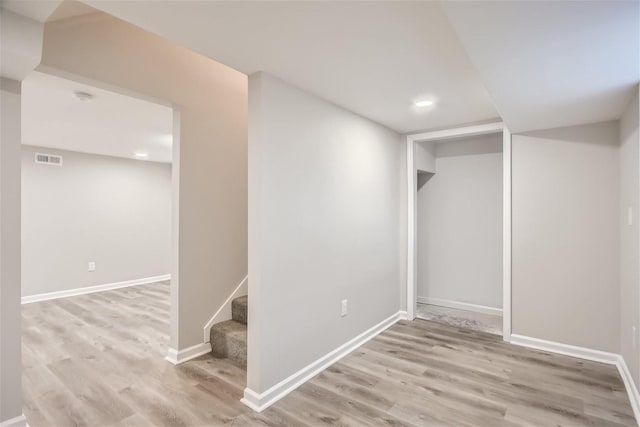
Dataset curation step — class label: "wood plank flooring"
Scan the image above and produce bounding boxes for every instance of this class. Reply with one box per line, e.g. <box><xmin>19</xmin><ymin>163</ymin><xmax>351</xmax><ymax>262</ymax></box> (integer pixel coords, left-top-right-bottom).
<box><xmin>22</xmin><ymin>282</ymin><xmax>636</xmax><ymax>426</ymax></box>
<box><xmin>416</xmin><ymin>303</ymin><xmax>502</xmax><ymax>335</ymax></box>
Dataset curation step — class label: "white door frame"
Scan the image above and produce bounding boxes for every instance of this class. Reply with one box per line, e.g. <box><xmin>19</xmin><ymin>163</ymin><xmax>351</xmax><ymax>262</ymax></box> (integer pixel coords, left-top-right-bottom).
<box><xmin>406</xmin><ymin>121</ymin><xmax>512</xmax><ymax>342</ymax></box>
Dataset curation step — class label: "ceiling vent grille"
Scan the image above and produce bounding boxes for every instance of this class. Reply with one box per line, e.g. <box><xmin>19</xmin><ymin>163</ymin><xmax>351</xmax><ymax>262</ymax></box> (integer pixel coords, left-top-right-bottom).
<box><xmin>35</xmin><ymin>152</ymin><xmax>63</xmax><ymax>166</ymax></box>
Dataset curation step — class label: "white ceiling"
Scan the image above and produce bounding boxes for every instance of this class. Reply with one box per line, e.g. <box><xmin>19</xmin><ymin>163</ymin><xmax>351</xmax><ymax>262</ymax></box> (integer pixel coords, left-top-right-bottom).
<box><xmin>7</xmin><ymin>1</ymin><xmax>639</xmax><ymax>136</ymax></box>
<box><xmin>22</xmin><ymin>71</ymin><xmax>173</xmax><ymax>163</ymax></box>
<box><xmin>442</xmin><ymin>1</ymin><xmax>639</xmax><ymax>133</ymax></box>
<box><xmin>1</xmin><ymin>0</ymin><xmax>62</xmax><ymax>23</ymax></box>
<box><xmin>81</xmin><ymin>0</ymin><xmax>500</xmax><ymax>134</ymax></box>
<box><xmin>1</xmin><ymin>0</ymin><xmax>94</xmax><ymax>22</ymax></box>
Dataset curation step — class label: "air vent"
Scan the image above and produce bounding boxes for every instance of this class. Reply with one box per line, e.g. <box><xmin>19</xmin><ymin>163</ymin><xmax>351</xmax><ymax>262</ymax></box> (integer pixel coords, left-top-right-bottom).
<box><xmin>35</xmin><ymin>152</ymin><xmax>63</xmax><ymax>166</ymax></box>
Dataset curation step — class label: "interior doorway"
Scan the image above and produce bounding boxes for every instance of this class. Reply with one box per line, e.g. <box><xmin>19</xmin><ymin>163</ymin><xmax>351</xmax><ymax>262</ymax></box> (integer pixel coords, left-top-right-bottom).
<box><xmin>18</xmin><ymin>68</ymin><xmax>180</xmax><ymax>425</ymax></box>
<box><xmin>406</xmin><ymin>122</ymin><xmax>512</xmax><ymax>341</ymax></box>
<box><xmin>20</xmin><ymin>68</ymin><xmax>177</xmax><ymax>344</ymax></box>
<box><xmin>415</xmin><ymin>133</ymin><xmax>503</xmax><ymax>335</ymax></box>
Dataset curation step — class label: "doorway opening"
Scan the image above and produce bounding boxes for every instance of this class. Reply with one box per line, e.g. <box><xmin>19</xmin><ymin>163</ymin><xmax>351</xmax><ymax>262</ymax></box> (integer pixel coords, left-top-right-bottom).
<box><xmin>406</xmin><ymin>122</ymin><xmax>512</xmax><ymax>341</ymax></box>
<box><xmin>20</xmin><ymin>70</ymin><xmax>176</xmax><ymax>361</ymax></box>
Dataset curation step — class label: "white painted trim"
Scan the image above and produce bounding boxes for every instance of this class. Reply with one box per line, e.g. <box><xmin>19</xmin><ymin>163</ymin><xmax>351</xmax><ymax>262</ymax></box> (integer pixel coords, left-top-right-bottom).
<box><xmin>240</xmin><ymin>388</ymin><xmax>263</xmax><ymax>412</ymax></box>
<box><xmin>21</xmin><ymin>274</ymin><xmax>171</xmax><ymax>304</ymax></box>
<box><xmin>408</xmin><ymin>121</ymin><xmax>504</xmax><ymax>144</ymax></box>
<box><xmin>169</xmin><ymin>107</ymin><xmax>182</xmax><ymax>369</ymax></box>
<box><xmin>511</xmin><ymin>334</ymin><xmax>640</xmax><ymax>425</ymax></box>
<box><xmin>441</xmin><ymin>320</ymin><xmax>638</xmax><ymax>420</ymax></box>
<box><xmin>406</xmin><ymin>137</ymin><xmax>416</xmax><ymax>320</ymax></box>
<box><xmin>616</xmin><ymin>355</ymin><xmax>640</xmax><ymax>425</ymax></box>
<box><xmin>168</xmin><ymin>274</ymin><xmax>247</xmax><ymax>366</ymax></box>
<box><xmin>241</xmin><ymin>311</ymin><xmax>404</xmax><ymax>412</ymax></box>
<box><xmin>406</xmin><ymin>122</ymin><xmax>511</xmax><ymax>341</ymax></box>
<box><xmin>502</xmin><ymin>127</ymin><xmax>512</xmax><ymax>342</ymax></box>
<box><xmin>165</xmin><ymin>342</ymin><xmax>211</xmax><ymax>365</ymax></box>
<box><xmin>203</xmin><ymin>275</ymin><xmax>248</xmax><ymax>342</ymax></box>
<box><xmin>510</xmin><ymin>334</ymin><xmax>619</xmax><ymax>364</ymax></box>
<box><xmin>0</xmin><ymin>414</ymin><xmax>28</xmax><ymax>427</ymax></box>
<box><xmin>417</xmin><ymin>296</ymin><xmax>502</xmax><ymax>316</ymax></box>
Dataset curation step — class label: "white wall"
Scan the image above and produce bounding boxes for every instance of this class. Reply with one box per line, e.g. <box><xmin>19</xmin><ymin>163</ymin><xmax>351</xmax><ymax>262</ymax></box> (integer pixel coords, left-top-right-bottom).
<box><xmin>415</xmin><ymin>141</ymin><xmax>436</xmax><ymax>173</ymax></box>
<box><xmin>41</xmin><ymin>13</ymin><xmax>247</xmax><ymax>350</ymax></box>
<box><xmin>417</xmin><ymin>133</ymin><xmax>503</xmax><ymax>309</ymax></box>
<box><xmin>1</xmin><ymin>9</ymin><xmax>43</xmax><ymax>424</ymax></box>
<box><xmin>0</xmin><ymin>9</ymin><xmax>43</xmax><ymax>81</ymax></box>
<box><xmin>0</xmin><ymin>77</ymin><xmax>23</xmax><ymax>425</ymax></box>
<box><xmin>512</xmin><ymin>121</ymin><xmax>620</xmax><ymax>352</ymax></box>
<box><xmin>248</xmin><ymin>73</ymin><xmax>404</xmax><ymax>393</ymax></box>
<box><xmin>21</xmin><ymin>145</ymin><xmax>171</xmax><ymax>297</ymax></box>
<box><xmin>619</xmin><ymin>87</ymin><xmax>640</xmax><ymax>386</ymax></box>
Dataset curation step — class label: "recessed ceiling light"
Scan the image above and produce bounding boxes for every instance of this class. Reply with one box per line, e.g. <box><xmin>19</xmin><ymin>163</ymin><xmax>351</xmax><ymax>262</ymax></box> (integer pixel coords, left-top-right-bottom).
<box><xmin>134</xmin><ymin>152</ymin><xmax>148</xmax><ymax>158</ymax></box>
<box><xmin>73</xmin><ymin>91</ymin><xmax>94</xmax><ymax>102</ymax></box>
<box><xmin>414</xmin><ymin>100</ymin><xmax>434</xmax><ymax>108</ymax></box>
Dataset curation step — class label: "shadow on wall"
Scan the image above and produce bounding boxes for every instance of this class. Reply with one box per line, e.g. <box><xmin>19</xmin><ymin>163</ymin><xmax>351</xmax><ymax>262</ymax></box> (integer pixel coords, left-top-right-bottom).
<box><xmin>417</xmin><ymin>171</ymin><xmax>434</xmax><ymax>190</ymax></box>
<box><xmin>519</xmin><ymin>123</ymin><xmax>620</xmax><ymax>147</ymax></box>
<box><xmin>437</xmin><ymin>135</ymin><xmax>503</xmax><ymax>158</ymax></box>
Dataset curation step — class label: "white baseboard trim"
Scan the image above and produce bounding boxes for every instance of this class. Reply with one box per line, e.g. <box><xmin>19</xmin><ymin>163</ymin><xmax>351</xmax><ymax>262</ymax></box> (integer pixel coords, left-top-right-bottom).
<box><xmin>616</xmin><ymin>355</ymin><xmax>640</xmax><ymax>425</ymax></box>
<box><xmin>165</xmin><ymin>342</ymin><xmax>211</xmax><ymax>365</ymax></box>
<box><xmin>241</xmin><ymin>388</ymin><xmax>263</xmax><ymax>413</ymax></box>
<box><xmin>21</xmin><ymin>274</ymin><xmax>171</xmax><ymax>304</ymax></box>
<box><xmin>167</xmin><ymin>275</ymin><xmax>247</xmax><ymax>366</ymax></box>
<box><xmin>510</xmin><ymin>334</ymin><xmax>619</xmax><ymax>365</ymax></box>
<box><xmin>417</xmin><ymin>296</ymin><xmax>502</xmax><ymax>316</ymax></box>
<box><xmin>241</xmin><ymin>310</ymin><xmax>404</xmax><ymax>412</ymax></box>
<box><xmin>0</xmin><ymin>414</ymin><xmax>28</xmax><ymax>427</ymax></box>
<box><xmin>510</xmin><ymin>334</ymin><xmax>640</xmax><ymax>426</ymax></box>
<box><xmin>203</xmin><ymin>275</ymin><xmax>248</xmax><ymax>342</ymax></box>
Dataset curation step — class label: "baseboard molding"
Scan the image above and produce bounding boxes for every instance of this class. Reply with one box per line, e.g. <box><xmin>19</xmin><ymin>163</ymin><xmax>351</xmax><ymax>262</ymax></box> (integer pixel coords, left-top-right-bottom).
<box><xmin>510</xmin><ymin>333</ymin><xmax>639</xmax><ymax>426</ymax></box>
<box><xmin>241</xmin><ymin>310</ymin><xmax>404</xmax><ymax>412</ymax></box>
<box><xmin>167</xmin><ymin>275</ymin><xmax>247</xmax><ymax>365</ymax></box>
<box><xmin>510</xmin><ymin>334</ymin><xmax>619</xmax><ymax>365</ymax></box>
<box><xmin>165</xmin><ymin>342</ymin><xmax>211</xmax><ymax>365</ymax></box>
<box><xmin>616</xmin><ymin>355</ymin><xmax>640</xmax><ymax>425</ymax></box>
<box><xmin>203</xmin><ymin>275</ymin><xmax>248</xmax><ymax>342</ymax></box>
<box><xmin>0</xmin><ymin>414</ymin><xmax>28</xmax><ymax>427</ymax></box>
<box><xmin>417</xmin><ymin>296</ymin><xmax>502</xmax><ymax>316</ymax></box>
<box><xmin>21</xmin><ymin>274</ymin><xmax>171</xmax><ymax>304</ymax></box>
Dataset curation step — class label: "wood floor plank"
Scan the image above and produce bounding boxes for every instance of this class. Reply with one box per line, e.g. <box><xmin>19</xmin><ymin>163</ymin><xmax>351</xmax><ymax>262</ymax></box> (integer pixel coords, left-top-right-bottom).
<box><xmin>22</xmin><ymin>282</ymin><xmax>637</xmax><ymax>426</ymax></box>
<box><xmin>48</xmin><ymin>357</ymin><xmax>135</xmax><ymax>425</ymax></box>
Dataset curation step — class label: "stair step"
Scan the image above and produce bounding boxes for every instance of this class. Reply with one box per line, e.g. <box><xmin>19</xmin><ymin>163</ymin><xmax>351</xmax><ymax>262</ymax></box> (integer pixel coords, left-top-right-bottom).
<box><xmin>232</xmin><ymin>295</ymin><xmax>248</xmax><ymax>325</ymax></box>
<box><xmin>210</xmin><ymin>320</ymin><xmax>247</xmax><ymax>366</ymax></box>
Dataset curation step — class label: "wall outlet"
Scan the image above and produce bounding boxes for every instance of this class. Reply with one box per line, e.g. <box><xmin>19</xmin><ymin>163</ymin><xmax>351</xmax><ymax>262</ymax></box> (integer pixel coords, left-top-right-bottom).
<box><xmin>633</xmin><ymin>326</ymin><xmax>637</xmax><ymax>349</ymax></box>
<box><xmin>88</xmin><ymin>261</ymin><xmax>96</xmax><ymax>272</ymax></box>
<box><xmin>341</xmin><ymin>299</ymin><xmax>348</xmax><ymax>317</ymax></box>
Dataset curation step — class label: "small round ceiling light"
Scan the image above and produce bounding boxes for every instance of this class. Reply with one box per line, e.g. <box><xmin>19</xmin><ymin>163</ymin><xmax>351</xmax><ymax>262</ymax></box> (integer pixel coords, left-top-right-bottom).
<box><xmin>134</xmin><ymin>152</ymin><xmax>149</xmax><ymax>158</ymax></box>
<box><xmin>414</xmin><ymin>100</ymin><xmax>434</xmax><ymax>108</ymax></box>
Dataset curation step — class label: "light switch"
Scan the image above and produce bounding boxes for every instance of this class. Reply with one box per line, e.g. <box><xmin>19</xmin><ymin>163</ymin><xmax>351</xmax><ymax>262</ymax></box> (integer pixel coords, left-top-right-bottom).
<box><xmin>341</xmin><ymin>299</ymin><xmax>348</xmax><ymax>317</ymax></box>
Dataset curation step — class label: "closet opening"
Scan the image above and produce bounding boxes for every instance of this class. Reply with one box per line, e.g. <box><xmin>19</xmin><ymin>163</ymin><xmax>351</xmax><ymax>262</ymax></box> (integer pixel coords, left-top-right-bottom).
<box><xmin>406</xmin><ymin>122</ymin><xmax>512</xmax><ymax>341</ymax></box>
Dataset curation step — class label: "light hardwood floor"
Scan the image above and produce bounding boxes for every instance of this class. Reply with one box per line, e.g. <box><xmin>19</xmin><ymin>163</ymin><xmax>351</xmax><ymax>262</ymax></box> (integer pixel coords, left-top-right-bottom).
<box><xmin>416</xmin><ymin>303</ymin><xmax>502</xmax><ymax>335</ymax></box>
<box><xmin>22</xmin><ymin>282</ymin><xmax>636</xmax><ymax>426</ymax></box>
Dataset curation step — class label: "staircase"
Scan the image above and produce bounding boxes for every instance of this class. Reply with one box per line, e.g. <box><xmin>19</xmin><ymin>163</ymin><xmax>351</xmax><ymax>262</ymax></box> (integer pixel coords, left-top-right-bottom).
<box><xmin>210</xmin><ymin>295</ymin><xmax>247</xmax><ymax>366</ymax></box>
